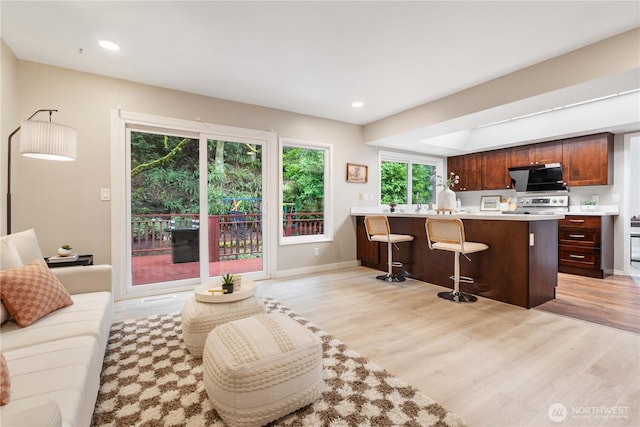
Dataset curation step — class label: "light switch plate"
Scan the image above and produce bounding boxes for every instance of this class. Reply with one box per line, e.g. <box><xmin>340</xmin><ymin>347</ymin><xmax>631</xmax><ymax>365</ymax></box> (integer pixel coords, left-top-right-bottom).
<box><xmin>101</xmin><ymin>188</ymin><xmax>111</xmax><ymax>201</ymax></box>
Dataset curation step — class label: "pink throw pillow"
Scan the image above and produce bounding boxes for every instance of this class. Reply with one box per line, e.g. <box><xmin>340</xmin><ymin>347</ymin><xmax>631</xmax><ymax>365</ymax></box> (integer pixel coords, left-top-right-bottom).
<box><xmin>0</xmin><ymin>260</ymin><xmax>73</xmax><ymax>327</ymax></box>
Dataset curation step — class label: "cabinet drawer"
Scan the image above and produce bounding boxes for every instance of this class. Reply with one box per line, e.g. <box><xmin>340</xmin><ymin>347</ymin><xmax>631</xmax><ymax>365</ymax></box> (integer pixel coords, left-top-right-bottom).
<box><xmin>558</xmin><ymin>216</ymin><xmax>601</xmax><ymax>227</ymax></box>
<box><xmin>559</xmin><ymin>246</ymin><xmax>598</xmax><ymax>269</ymax></box>
<box><xmin>558</xmin><ymin>228</ymin><xmax>600</xmax><ymax>247</ymax></box>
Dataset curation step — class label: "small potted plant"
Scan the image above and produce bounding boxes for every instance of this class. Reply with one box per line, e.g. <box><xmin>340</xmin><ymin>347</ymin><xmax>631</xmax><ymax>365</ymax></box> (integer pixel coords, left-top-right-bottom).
<box><xmin>389</xmin><ymin>202</ymin><xmax>397</xmax><ymax>213</ymax></box>
<box><xmin>57</xmin><ymin>244</ymin><xmax>73</xmax><ymax>257</ymax></box>
<box><xmin>581</xmin><ymin>199</ymin><xmax>598</xmax><ymax>212</ymax></box>
<box><xmin>221</xmin><ymin>273</ymin><xmax>235</xmax><ymax>294</ymax></box>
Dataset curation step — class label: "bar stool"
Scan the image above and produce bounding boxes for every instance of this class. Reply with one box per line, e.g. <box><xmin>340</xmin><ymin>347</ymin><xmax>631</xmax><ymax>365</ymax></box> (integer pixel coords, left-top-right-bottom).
<box><xmin>364</xmin><ymin>215</ymin><xmax>414</xmax><ymax>282</ymax></box>
<box><xmin>425</xmin><ymin>217</ymin><xmax>488</xmax><ymax>303</ymax></box>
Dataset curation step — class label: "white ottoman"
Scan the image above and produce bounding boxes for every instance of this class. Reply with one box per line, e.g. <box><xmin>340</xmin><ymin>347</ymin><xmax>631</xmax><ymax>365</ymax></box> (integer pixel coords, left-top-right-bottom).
<box><xmin>203</xmin><ymin>313</ymin><xmax>323</xmax><ymax>427</ymax></box>
<box><xmin>181</xmin><ymin>295</ymin><xmax>265</xmax><ymax>357</ymax></box>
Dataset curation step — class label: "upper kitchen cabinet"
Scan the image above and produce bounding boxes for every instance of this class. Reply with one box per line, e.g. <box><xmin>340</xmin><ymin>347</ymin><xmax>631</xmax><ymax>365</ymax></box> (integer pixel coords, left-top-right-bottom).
<box><xmin>482</xmin><ymin>148</ymin><xmax>512</xmax><ymax>190</ymax></box>
<box><xmin>448</xmin><ymin>153</ymin><xmax>481</xmax><ymax>191</ymax></box>
<box><xmin>510</xmin><ymin>140</ymin><xmax>563</xmax><ymax>167</ymax></box>
<box><xmin>562</xmin><ymin>133</ymin><xmax>613</xmax><ymax>186</ymax></box>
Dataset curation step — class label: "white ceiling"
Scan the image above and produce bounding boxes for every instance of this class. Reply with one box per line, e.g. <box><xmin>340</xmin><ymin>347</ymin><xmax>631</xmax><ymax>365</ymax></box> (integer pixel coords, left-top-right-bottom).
<box><xmin>2</xmin><ymin>1</ymin><xmax>639</xmax><ymax>142</ymax></box>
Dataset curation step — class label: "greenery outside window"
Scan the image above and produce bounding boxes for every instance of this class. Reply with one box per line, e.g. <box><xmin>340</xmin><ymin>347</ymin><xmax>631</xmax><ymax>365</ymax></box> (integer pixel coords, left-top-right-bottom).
<box><xmin>279</xmin><ymin>138</ymin><xmax>333</xmax><ymax>244</ymax></box>
<box><xmin>379</xmin><ymin>151</ymin><xmax>443</xmax><ymax>207</ymax></box>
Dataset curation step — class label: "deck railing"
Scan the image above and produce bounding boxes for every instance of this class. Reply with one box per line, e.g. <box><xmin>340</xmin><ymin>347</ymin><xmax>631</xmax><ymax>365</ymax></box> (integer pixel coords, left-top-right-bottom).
<box><xmin>131</xmin><ymin>212</ymin><xmax>323</xmax><ymax>261</ymax></box>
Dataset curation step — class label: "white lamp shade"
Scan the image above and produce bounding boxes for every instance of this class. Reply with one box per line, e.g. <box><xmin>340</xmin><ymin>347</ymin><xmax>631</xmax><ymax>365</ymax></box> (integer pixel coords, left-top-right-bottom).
<box><xmin>19</xmin><ymin>120</ymin><xmax>77</xmax><ymax>161</ymax></box>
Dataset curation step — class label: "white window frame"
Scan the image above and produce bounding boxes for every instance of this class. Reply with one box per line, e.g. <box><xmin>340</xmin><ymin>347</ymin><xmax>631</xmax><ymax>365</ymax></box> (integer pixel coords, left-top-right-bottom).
<box><xmin>279</xmin><ymin>137</ymin><xmax>333</xmax><ymax>245</ymax></box>
<box><xmin>378</xmin><ymin>150</ymin><xmax>444</xmax><ymax>207</ymax></box>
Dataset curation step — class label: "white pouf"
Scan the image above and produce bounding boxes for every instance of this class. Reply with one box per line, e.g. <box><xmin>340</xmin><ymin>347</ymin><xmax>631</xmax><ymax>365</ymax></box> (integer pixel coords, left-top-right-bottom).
<box><xmin>181</xmin><ymin>295</ymin><xmax>265</xmax><ymax>357</ymax></box>
<box><xmin>203</xmin><ymin>313</ymin><xmax>323</xmax><ymax>427</ymax></box>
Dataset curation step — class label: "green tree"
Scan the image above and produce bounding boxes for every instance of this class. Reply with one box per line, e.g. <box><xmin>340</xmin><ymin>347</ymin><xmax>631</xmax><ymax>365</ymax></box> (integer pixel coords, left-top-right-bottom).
<box><xmin>412</xmin><ymin>164</ymin><xmax>436</xmax><ymax>204</ymax></box>
<box><xmin>381</xmin><ymin>161</ymin><xmax>407</xmax><ymax>204</ymax></box>
<box><xmin>282</xmin><ymin>147</ymin><xmax>324</xmax><ymax>212</ymax></box>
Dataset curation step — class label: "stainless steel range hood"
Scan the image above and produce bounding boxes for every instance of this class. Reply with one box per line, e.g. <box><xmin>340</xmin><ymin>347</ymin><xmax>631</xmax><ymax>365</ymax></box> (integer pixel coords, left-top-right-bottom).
<box><xmin>508</xmin><ymin>163</ymin><xmax>567</xmax><ymax>193</ymax></box>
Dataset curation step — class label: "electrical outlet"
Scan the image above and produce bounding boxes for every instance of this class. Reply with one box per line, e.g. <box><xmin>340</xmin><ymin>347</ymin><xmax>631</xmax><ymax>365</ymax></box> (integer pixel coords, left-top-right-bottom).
<box><xmin>612</xmin><ymin>193</ymin><xmax>620</xmax><ymax>203</ymax></box>
<box><xmin>314</xmin><ymin>248</ymin><xmax>319</xmax><ymax>256</ymax></box>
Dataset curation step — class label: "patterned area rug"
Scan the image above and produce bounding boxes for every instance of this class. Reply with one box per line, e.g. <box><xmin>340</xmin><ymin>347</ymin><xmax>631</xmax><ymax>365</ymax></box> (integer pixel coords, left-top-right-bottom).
<box><xmin>91</xmin><ymin>298</ymin><xmax>465</xmax><ymax>427</ymax></box>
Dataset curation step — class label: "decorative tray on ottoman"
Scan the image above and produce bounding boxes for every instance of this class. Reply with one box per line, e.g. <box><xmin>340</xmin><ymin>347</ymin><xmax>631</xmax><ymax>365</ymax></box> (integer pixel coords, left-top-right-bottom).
<box><xmin>194</xmin><ymin>279</ymin><xmax>255</xmax><ymax>303</ymax></box>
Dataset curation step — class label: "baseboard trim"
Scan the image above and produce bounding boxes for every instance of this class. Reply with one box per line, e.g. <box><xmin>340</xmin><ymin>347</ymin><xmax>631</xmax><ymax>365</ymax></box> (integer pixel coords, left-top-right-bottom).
<box><xmin>275</xmin><ymin>260</ymin><xmax>360</xmax><ymax>278</ymax></box>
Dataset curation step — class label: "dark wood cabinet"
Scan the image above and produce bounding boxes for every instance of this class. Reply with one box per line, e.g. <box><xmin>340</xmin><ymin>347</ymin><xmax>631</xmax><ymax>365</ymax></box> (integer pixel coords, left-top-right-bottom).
<box><xmin>356</xmin><ymin>217</ymin><xmax>379</xmax><ymax>265</ymax></box>
<box><xmin>447</xmin><ymin>132</ymin><xmax>612</xmax><ymax>191</ymax></box>
<box><xmin>536</xmin><ymin>140</ymin><xmax>564</xmax><ymax>165</ymax></box>
<box><xmin>562</xmin><ymin>133</ymin><xmax>613</xmax><ymax>186</ymax></box>
<box><xmin>446</xmin><ymin>155</ymin><xmax>464</xmax><ymax>191</ymax></box>
<box><xmin>510</xmin><ymin>140</ymin><xmax>563</xmax><ymax>167</ymax></box>
<box><xmin>447</xmin><ymin>153</ymin><xmax>480</xmax><ymax>191</ymax></box>
<box><xmin>558</xmin><ymin>215</ymin><xmax>613</xmax><ymax>278</ymax></box>
<box><xmin>481</xmin><ymin>148</ymin><xmax>512</xmax><ymax>190</ymax></box>
<box><xmin>355</xmin><ymin>215</ymin><xmax>558</xmax><ymax>308</ymax></box>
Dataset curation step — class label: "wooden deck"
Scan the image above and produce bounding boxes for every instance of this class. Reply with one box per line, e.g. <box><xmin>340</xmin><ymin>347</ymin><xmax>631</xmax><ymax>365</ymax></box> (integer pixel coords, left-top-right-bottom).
<box><xmin>131</xmin><ymin>254</ymin><xmax>262</xmax><ymax>285</ymax></box>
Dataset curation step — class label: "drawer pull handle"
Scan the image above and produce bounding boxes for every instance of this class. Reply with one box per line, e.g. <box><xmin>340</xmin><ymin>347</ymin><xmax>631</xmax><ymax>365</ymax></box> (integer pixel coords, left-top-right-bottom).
<box><xmin>569</xmin><ymin>219</ymin><xmax>585</xmax><ymax>223</ymax></box>
<box><xmin>569</xmin><ymin>254</ymin><xmax>586</xmax><ymax>259</ymax></box>
<box><xmin>569</xmin><ymin>234</ymin><xmax>585</xmax><ymax>238</ymax></box>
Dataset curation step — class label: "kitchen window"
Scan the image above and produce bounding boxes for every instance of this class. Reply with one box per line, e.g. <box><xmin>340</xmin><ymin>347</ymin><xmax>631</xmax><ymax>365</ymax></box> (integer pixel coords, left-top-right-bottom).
<box><xmin>379</xmin><ymin>151</ymin><xmax>443</xmax><ymax>207</ymax></box>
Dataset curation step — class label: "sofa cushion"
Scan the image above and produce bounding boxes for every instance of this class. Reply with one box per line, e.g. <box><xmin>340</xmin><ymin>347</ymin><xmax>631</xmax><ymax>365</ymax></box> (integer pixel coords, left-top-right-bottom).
<box><xmin>0</xmin><ymin>397</ymin><xmax>61</xmax><ymax>427</ymax></box>
<box><xmin>0</xmin><ymin>291</ymin><xmax>112</xmax><ymax>354</ymax></box>
<box><xmin>0</xmin><ymin>238</ymin><xmax>22</xmax><ymax>271</ymax></box>
<box><xmin>0</xmin><ymin>261</ymin><xmax>73</xmax><ymax>327</ymax></box>
<box><xmin>0</xmin><ymin>354</ymin><xmax>9</xmax><ymax>406</ymax></box>
<box><xmin>0</xmin><ymin>229</ymin><xmax>44</xmax><ymax>265</ymax></box>
<box><xmin>2</xmin><ymin>335</ymin><xmax>102</xmax><ymax>427</ymax></box>
<box><xmin>0</xmin><ymin>303</ymin><xmax>8</xmax><ymax>326</ymax></box>
<box><xmin>0</xmin><ymin>239</ymin><xmax>22</xmax><ymax>324</ymax></box>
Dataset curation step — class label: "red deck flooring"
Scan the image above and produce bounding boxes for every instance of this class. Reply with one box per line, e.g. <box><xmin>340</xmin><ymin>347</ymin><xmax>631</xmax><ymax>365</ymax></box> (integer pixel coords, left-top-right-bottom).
<box><xmin>132</xmin><ymin>254</ymin><xmax>262</xmax><ymax>286</ymax></box>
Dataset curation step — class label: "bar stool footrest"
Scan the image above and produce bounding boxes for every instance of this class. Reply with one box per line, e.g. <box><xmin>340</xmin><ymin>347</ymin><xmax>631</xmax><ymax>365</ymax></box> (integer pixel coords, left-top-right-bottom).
<box><xmin>448</xmin><ymin>275</ymin><xmax>474</xmax><ymax>284</ymax></box>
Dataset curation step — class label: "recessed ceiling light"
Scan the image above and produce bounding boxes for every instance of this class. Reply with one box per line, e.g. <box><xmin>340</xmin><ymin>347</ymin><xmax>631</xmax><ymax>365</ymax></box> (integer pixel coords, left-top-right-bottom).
<box><xmin>351</xmin><ymin>101</ymin><xmax>364</xmax><ymax>108</ymax></box>
<box><xmin>99</xmin><ymin>40</ymin><xmax>120</xmax><ymax>51</ymax></box>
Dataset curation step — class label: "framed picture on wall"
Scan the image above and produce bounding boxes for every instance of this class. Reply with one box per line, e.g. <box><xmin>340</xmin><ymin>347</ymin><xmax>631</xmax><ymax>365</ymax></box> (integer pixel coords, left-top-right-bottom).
<box><xmin>346</xmin><ymin>163</ymin><xmax>368</xmax><ymax>183</ymax></box>
<box><xmin>480</xmin><ymin>195</ymin><xmax>501</xmax><ymax>211</ymax></box>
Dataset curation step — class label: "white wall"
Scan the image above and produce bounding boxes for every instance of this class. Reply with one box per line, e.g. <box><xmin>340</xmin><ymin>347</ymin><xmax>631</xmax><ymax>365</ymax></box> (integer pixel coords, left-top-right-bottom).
<box><xmin>630</xmin><ymin>136</ymin><xmax>640</xmax><ymax>218</ymax></box>
<box><xmin>2</xmin><ymin>49</ymin><xmax>382</xmax><ymax>275</ymax></box>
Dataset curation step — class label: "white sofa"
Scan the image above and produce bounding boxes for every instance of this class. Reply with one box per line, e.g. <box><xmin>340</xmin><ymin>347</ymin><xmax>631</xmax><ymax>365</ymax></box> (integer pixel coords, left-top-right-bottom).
<box><xmin>0</xmin><ymin>230</ymin><xmax>113</xmax><ymax>427</ymax></box>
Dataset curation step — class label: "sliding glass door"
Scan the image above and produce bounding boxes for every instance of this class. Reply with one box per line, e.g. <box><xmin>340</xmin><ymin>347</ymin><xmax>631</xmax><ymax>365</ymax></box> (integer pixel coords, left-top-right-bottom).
<box><xmin>204</xmin><ymin>138</ymin><xmax>263</xmax><ymax>278</ymax></box>
<box><xmin>126</xmin><ymin>128</ymin><xmax>266</xmax><ymax>292</ymax></box>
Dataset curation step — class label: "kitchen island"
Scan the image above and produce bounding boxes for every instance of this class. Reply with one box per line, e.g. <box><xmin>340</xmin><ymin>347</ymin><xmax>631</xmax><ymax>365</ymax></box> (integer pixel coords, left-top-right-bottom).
<box><xmin>353</xmin><ymin>210</ymin><xmax>562</xmax><ymax>308</ymax></box>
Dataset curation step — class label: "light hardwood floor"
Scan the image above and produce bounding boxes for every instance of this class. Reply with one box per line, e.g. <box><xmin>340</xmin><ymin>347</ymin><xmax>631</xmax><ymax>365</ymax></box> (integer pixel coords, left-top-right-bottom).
<box><xmin>113</xmin><ymin>267</ymin><xmax>639</xmax><ymax>427</ymax></box>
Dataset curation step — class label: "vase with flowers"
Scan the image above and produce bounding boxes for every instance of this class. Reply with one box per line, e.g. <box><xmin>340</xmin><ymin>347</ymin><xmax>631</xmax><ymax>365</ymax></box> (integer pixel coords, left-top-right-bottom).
<box><xmin>432</xmin><ymin>172</ymin><xmax>459</xmax><ymax>212</ymax></box>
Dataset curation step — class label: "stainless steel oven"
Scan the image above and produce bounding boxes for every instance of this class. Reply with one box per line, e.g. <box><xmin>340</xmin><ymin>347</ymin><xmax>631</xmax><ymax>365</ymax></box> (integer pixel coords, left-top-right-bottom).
<box><xmin>513</xmin><ymin>194</ymin><xmax>569</xmax><ymax>215</ymax></box>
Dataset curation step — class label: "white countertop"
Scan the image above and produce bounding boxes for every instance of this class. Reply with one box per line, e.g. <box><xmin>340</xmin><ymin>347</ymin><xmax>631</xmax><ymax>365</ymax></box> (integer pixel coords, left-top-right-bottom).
<box><xmin>351</xmin><ymin>204</ymin><xmax>619</xmax><ymax>219</ymax></box>
<box><xmin>565</xmin><ymin>206</ymin><xmax>619</xmax><ymax>216</ymax></box>
<box><xmin>350</xmin><ymin>207</ymin><xmax>563</xmax><ymax>221</ymax></box>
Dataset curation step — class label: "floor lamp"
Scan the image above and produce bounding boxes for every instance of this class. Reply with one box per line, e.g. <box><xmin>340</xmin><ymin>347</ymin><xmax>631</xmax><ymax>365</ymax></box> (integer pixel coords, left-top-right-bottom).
<box><xmin>6</xmin><ymin>109</ymin><xmax>77</xmax><ymax>234</ymax></box>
